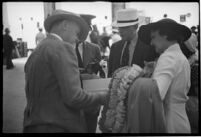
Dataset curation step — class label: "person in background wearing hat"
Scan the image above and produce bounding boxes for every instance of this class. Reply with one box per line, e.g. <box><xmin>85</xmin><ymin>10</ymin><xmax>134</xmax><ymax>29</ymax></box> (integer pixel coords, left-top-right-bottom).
<box><xmin>138</xmin><ymin>18</ymin><xmax>192</xmax><ymax>133</ymax></box>
<box><xmin>77</xmin><ymin>14</ymin><xmax>104</xmax><ymax>133</ymax></box>
<box><xmin>35</xmin><ymin>28</ymin><xmax>46</xmax><ymax>46</ymax></box>
<box><xmin>3</xmin><ymin>28</ymin><xmax>15</xmax><ymax>69</ymax></box>
<box><xmin>108</xmin><ymin>8</ymin><xmax>158</xmax><ymax>78</ymax></box>
<box><xmin>23</xmin><ymin>10</ymin><xmax>108</xmax><ymax>133</ymax></box>
<box><xmin>78</xmin><ymin>14</ymin><xmax>105</xmax><ymax>78</ymax></box>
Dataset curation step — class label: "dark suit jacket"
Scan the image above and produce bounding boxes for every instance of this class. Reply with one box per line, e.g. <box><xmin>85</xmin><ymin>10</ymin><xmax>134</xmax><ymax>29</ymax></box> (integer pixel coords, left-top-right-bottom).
<box><xmin>126</xmin><ymin>78</ymin><xmax>166</xmax><ymax>133</ymax></box>
<box><xmin>82</xmin><ymin>41</ymin><xmax>101</xmax><ymax>68</ymax></box>
<box><xmin>108</xmin><ymin>39</ymin><xmax>158</xmax><ymax>77</ymax></box>
<box><xmin>23</xmin><ymin>34</ymin><xmax>103</xmax><ymax>133</ymax></box>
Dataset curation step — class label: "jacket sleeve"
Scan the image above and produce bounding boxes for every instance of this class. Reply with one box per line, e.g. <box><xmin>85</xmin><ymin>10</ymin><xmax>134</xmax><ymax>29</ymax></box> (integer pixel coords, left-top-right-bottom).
<box><xmin>45</xmin><ymin>41</ymin><xmax>104</xmax><ymax>109</ymax></box>
<box><xmin>152</xmin><ymin>53</ymin><xmax>177</xmax><ymax>100</ymax></box>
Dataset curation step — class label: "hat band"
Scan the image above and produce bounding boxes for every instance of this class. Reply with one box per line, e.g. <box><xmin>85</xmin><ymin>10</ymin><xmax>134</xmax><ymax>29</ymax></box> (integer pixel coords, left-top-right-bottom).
<box><xmin>117</xmin><ymin>18</ymin><xmax>138</xmax><ymax>23</ymax></box>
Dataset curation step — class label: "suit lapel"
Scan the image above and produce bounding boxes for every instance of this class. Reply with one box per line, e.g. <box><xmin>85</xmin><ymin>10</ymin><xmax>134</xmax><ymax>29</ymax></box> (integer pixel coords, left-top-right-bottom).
<box><xmin>82</xmin><ymin>42</ymin><xmax>89</xmax><ymax>68</ymax></box>
<box><xmin>131</xmin><ymin>39</ymin><xmax>140</xmax><ymax>63</ymax></box>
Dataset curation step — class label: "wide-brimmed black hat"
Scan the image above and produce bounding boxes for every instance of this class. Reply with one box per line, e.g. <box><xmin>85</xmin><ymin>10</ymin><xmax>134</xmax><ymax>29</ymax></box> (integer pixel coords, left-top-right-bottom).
<box><xmin>138</xmin><ymin>18</ymin><xmax>191</xmax><ymax>45</ymax></box>
<box><xmin>44</xmin><ymin>10</ymin><xmax>89</xmax><ymax>41</ymax></box>
<box><xmin>80</xmin><ymin>14</ymin><xmax>96</xmax><ymax>30</ymax></box>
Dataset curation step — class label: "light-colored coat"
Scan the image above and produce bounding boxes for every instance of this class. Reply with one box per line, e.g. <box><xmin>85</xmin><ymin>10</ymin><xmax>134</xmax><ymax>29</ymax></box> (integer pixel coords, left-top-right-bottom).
<box><xmin>152</xmin><ymin>43</ymin><xmax>191</xmax><ymax>133</ymax></box>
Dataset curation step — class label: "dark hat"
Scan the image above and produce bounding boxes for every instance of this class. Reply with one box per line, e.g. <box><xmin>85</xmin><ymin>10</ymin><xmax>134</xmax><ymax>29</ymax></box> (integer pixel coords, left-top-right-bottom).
<box><xmin>44</xmin><ymin>10</ymin><xmax>89</xmax><ymax>41</ymax></box>
<box><xmin>138</xmin><ymin>18</ymin><xmax>191</xmax><ymax>45</ymax></box>
<box><xmin>80</xmin><ymin>14</ymin><xmax>96</xmax><ymax>30</ymax></box>
<box><xmin>5</xmin><ymin>28</ymin><xmax>10</xmax><ymax>33</ymax></box>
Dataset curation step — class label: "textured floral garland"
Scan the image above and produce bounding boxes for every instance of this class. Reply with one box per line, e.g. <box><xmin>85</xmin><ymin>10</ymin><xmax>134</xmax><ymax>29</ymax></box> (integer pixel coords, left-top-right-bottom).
<box><xmin>99</xmin><ymin>64</ymin><xmax>143</xmax><ymax>133</ymax></box>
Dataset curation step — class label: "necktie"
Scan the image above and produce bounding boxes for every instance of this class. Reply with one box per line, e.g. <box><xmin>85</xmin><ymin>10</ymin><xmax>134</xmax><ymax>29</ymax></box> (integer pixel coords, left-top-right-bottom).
<box><xmin>121</xmin><ymin>41</ymin><xmax>130</xmax><ymax>67</ymax></box>
<box><xmin>75</xmin><ymin>43</ymin><xmax>84</xmax><ymax>68</ymax></box>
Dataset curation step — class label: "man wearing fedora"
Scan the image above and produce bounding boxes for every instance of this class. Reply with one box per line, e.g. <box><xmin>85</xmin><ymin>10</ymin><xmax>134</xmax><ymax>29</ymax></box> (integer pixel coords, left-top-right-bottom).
<box><xmin>23</xmin><ymin>10</ymin><xmax>107</xmax><ymax>133</ymax></box>
<box><xmin>77</xmin><ymin>14</ymin><xmax>104</xmax><ymax>77</ymax></box>
<box><xmin>108</xmin><ymin>8</ymin><xmax>158</xmax><ymax>77</ymax></box>
<box><xmin>138</xmin><ymin>18</ymin><xmax>192</xmax><ymax>133</ymax></box>
<box><xmin>77</xmin><ymin>14</ymin><xmax>103</xmax><ymax>133</ymax></box>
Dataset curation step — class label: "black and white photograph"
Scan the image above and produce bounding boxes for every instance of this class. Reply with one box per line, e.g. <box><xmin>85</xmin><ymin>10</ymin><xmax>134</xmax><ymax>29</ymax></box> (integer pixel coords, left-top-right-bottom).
<box><xmin>2</xmin><ymin>1</ymin><xmax>199</xmax><ymax>133</ymax></box>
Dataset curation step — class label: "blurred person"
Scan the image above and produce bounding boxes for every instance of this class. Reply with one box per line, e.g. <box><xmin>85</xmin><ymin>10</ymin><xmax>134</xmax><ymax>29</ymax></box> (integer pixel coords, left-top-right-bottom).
<box><xmin>78</xmin><ymin>13</ymin><xmax>105</xmax><ymax>133</ymax></box>
<box><xmin>35</xmin><ymin>28</ymin><xmax>46</xmax><ymax>46</ymax></box>
<box><xmin>101</xmin><ymin>26</ymin><xmax>109</xmax><ymax>37</ymax></box>
<box><xmin>182</xmin><ymin>33</ymin><xmax>198</xmax><ymax>64</ymax></box>
<box><xmin>108</xmin><ymin>8</ymin><xmax>158</xmax><ymax>77</ymax></box>
<box><xmin>23</xmin><ymin>10</ymin><xmax>107</xmax><ymax>133</ymax></box>
<box><xmin>138</xmin><ymin>18</ymin><xmax>192</xmax><ymax>133</ymax></box>
<box><xmin>3</xmin><ymin>28</ymin><xmax>14</xmax><ymax>69</ymax></box>
<box><xmin>79</xmin><ymin>14</ymin><xmax>105</xmax><ymax>78</ymax></box>
<box><xmin>190</xmin><ymin>26</ymin><xmax>197</xmax><ymax>35</ymax></box>
<box><xmin>99</xmin><ymin>35</ymin><xmax>111</xmax><ymax>58</ymax></box>
<box><xmin>90</xmin><ymin>24</ymin><xmax>101</xmax><ymax>45</ymax></box>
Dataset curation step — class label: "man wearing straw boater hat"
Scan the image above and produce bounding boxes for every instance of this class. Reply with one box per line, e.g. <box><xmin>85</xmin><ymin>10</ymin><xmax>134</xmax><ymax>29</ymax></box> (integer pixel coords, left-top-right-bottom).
<box><xmin>108</xmin><ymin>8</ymin><xmax>158</xmax><ymax>77</ymax></box>
<box><xmin>135</xmin><ymin>18</ymin><xmax>192</xmax><ymax>133</ymax></box>
<box><xmin>23</xmin><ymin>10</ymin><xmax>107</xmax><ymax>133</ymax></box>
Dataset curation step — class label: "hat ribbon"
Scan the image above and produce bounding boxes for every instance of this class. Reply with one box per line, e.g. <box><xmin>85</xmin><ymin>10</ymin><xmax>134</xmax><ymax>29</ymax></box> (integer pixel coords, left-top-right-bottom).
<box><xmin>117</xmin><ymin>18</ymin><xmax>138</xmax><ymax>23</ymax></box>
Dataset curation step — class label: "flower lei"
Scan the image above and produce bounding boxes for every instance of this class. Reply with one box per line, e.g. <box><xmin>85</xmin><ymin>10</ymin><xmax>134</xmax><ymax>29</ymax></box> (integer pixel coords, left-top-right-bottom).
<box><xmin>99</xmin><ymin>64</ymin><xmax>143</xmax><ymax>133</ymax></box>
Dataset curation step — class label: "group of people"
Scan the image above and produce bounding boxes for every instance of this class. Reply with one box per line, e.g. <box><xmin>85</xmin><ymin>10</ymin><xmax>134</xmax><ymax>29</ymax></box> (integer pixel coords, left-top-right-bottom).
<box><xmin>23</xmin><ymin>8</ymin><xmax>198</xmax><ymax>133</ymax></box>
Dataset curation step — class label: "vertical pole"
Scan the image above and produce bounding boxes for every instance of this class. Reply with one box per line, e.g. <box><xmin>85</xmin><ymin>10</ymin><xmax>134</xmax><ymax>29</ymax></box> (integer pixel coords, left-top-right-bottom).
<box><xmin>111</xmin><ymin>3</ymin><xmax>125</xmax><ymax>22</ymax></box>
<box><xmin>43</xmin><ymin>2</ymin><xmax>55</xmax><ymax>20</ymax></box>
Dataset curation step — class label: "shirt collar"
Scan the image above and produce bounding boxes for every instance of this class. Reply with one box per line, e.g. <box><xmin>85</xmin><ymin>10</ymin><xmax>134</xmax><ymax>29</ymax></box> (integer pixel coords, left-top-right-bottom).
<box><xmin>49</xmin><ymin>33</ymin><xmax>63</xmax><ymax>41</ymax></box>
<box><xmin>164</xmin><ymin>42</ymin><xmax>180</xmax><ymax>53</ymax></box>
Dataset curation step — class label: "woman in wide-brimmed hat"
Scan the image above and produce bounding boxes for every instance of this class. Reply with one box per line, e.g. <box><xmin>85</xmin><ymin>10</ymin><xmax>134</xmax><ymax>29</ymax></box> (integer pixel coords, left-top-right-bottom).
<box><xmin>137</xmin><ymin>18</ymin><xmax>192</xmax><ymax>133</ymax></box>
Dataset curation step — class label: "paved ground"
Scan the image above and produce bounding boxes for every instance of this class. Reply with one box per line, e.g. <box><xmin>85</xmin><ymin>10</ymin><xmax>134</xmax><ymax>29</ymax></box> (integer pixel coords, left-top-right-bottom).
<box><xmin>3</xmin><ymin>57</ymin><xmax>102</xmax><ymax>133</ymax></box>
<box><xmin>3</xmin><ymin>57</ymin><xmax>27</xmax><ymax>133</ymax></box>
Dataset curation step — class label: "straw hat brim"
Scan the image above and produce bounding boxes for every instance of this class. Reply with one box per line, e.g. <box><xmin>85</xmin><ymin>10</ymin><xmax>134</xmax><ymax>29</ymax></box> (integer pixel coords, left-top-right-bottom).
<box><xmin>112</xmin><ymin>20</ymin><xmax>139</xmax><ymax>27</ymax></box>
<box><xmin>138</xmin><ymin>19</ymin><xmax>191</xmax><ymax>45</ymax></box>
<box><xmin>44</xmin><ymin>13</ymin><xmax>89</xmax><ymax>41</ymax></box>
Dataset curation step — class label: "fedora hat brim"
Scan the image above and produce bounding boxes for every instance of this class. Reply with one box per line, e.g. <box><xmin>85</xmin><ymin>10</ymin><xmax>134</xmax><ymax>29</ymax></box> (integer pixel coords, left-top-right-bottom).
<box><xmin>138</xmin><ymin>18</ymin><xmax>191</xmax><ymax>45</ymax></box>
<box><xmin>44</xmin><ymin>11</ymin><xmax>89</xmax><ymax>41</ymax></box>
